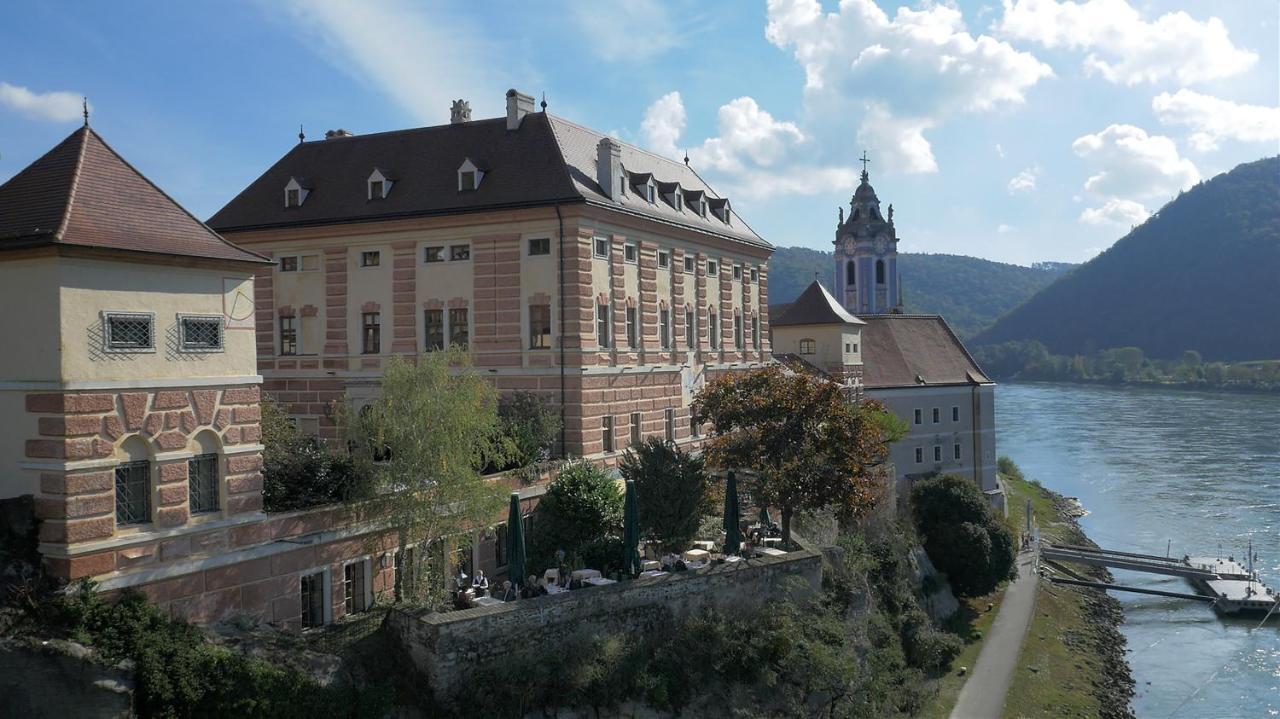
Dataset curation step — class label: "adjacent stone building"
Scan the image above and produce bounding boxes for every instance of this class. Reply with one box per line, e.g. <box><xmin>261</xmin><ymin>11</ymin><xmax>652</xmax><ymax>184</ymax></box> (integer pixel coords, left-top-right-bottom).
<box><xmin>208</xmin><ymin>89</ymin><xmax>774</xmax><ymax>462</ymax></box>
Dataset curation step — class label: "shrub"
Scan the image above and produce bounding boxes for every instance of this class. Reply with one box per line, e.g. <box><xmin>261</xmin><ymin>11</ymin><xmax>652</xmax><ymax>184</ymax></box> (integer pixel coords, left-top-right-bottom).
<box><xmin>528</xmin><ymin>461</ymin><xmax>623</xmax><ymax>572</ymax></box>
<box><xmin>496</xmin><ymin>392</ymin><xmax>561</xmax><ymax>469</ymax></box>
<box><xmin>910</xmin><ymin>474</ymin><xmax>1017</xmax><ymax>596</ymax></box>
<box><xmin>618</xmin><ymin>438</ymin><xmax>710</xmax><ymax>554</ymax></box>
<box><xmin>997</xmin><ymin>455</ymin><xmax>1025</xmax><ymax>483</ymax></box>
<box><xmin>261</xmin><ymin>397</ymin><xmax>370</xmax><ymax>512</ymax></box>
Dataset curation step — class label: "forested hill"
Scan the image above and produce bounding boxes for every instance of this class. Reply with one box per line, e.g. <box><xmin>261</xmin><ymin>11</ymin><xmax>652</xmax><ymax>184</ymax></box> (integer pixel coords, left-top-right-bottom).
<box><xmin>767</xmin><ymin>247</ymin><xmax>1072</xmax><ymax>338</ymax></box>
<box><xmin>975</xmin><ymin>156</ymin><xmax>1280</xmax><ymax>361</ymax></box>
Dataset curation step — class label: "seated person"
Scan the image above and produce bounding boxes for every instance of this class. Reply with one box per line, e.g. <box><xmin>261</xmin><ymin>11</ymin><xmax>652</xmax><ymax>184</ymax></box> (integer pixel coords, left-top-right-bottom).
<box><xmin>454</xmin><ymin>569</ymin><xmax>469</xmax><ymax>591</ymax></box>
<box><xmin>471</xmin><ymin>569</ymin><xmax>489</xmax><ymax>596</ymax></box>
<box><xmin>500</xmin><ymin>580</ymin><xmax>517</xmax><ymax>602</ymax></box>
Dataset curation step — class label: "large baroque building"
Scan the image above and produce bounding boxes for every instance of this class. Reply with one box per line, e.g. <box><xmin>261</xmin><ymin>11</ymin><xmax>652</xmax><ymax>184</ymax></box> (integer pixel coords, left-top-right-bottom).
<box><xmin>834</xmin><ymin>163</ymin><xmax>902</xmax><ymax>315</ymax></box>
<box><xmin>208</xmin><ymin>90</ymin><xmax>773</xmax><ymax>461</ymax></box>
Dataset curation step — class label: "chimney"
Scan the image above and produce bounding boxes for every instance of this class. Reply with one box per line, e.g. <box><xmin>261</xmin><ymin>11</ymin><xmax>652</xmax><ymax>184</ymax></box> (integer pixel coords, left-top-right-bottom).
<box><xmin>324</xmin><ymin>128</ymin><xmax>354</xmax><ymax>139</ymax></box>
<box><xmin>597</xmin><ymin>137</ymin><xmax>622</xmax><ymax>201</ymax></box>
<box><xmin>505</xmin><ymin>88</ymin><xmax>535</xmax><ymax>130</ymax></box>
<box><xmin>450</xmin><ymin>99</ymin><xmax>472</xmax><ymax>124</ymax></box>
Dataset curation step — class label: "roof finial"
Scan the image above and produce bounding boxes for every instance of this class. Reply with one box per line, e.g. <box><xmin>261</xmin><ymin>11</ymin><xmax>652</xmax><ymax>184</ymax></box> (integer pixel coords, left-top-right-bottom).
<box><xmin>298</xmin><ymin>124</ymin><xmax>305</xmax><ymax>144</ymax></box>
<box><xmin>859</xmin><ymin>150</ymin><xmax>871</xmax><ymax>182</ymax></box>
<box><xmin>683</xmin><ymin>149</ymin><xmax>690</xmax><ymax>165</ymax></box>
<box><xmin>82</xmin><ymin>97</ymin><xmax>89</xmax><ymax>127</ymax></box>
<box><xmin>540</xmin><ymin>92</ymin><xmax>548</xmax><ymax>111</ymax></box>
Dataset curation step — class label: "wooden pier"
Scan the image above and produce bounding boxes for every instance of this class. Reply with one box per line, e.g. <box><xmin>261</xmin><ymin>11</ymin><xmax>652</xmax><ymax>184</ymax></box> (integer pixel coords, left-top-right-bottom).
<box><xmin>1040</xmin><ymin>542</ymin><xmax>1279</xmax><ymax>617</ymax></box>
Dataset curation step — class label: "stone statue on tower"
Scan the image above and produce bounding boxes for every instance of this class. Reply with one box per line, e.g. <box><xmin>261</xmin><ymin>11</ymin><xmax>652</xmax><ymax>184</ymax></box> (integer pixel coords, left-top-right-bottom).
<box><xmin>833</xmin><ymin>151</ymin><xmax>902</xmax><ymax>315</ymax></box>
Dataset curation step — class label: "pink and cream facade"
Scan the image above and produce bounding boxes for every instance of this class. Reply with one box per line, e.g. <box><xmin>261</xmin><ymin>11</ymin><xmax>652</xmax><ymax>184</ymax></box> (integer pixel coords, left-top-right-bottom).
<box><xmin>209</xmin><ymin>91</ymin><xmax>774</xmax><ymax>462</ymax></box>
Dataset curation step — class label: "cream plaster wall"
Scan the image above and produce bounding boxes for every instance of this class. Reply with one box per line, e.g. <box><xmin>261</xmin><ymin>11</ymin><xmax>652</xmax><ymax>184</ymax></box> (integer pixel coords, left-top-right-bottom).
<box><xmin>0</xmin><ymin>257</ymin><xmax>61</xmax><ymax>381</ymax></box>
<box><xmin>57</xmin><ymin>257</ymin><xmax>256</xmax><ymax>382</ymax></box>
<box><xmin>772</xmin><ymin>323</ymin><xmax>858</xmax><ymax>370</ymax></box>
<box><xmin>0</xmin><ymin>392</ymin><xmax>39</xmax><ymax>498</ymax></box>
<box><xmin>867</xmin><ymin>384</ymin><xmax>998</xmax><ymax>494</ymax></box>
<box><xmin>272</xmin><ymin>253</ymin><xmax>324</xmax><ymax>355</ymax></box>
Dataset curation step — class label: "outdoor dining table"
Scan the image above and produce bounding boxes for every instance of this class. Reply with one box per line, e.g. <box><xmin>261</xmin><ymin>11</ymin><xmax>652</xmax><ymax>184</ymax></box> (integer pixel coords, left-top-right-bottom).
<box><xmin>571</xmin><ymin>568</ymin><xmax>602</xmax><ymax>581</ymax></box>
<box><xmin>583</xmin><ymin>577</ymin><xmax>616</xmax><ymax>586</ymax></box>
<box><xmin>641</xmin><ymin>560</ymin><xmax>661</xmax><ymax>572</ymax></box>
<box><xmin>472</xmin><ymin>596</ymin><xmax>504</xmax><ymax>607</ymax></box>
<box><xmin>682</xmin><ymin>548</ymin><xmax>711</xmax><ymax>564</ymax></box>
<box><xmin>692</xmin><ymin>540</ymin><xmax>715</xmax><ymax>552</ymax></box>
<box><xmin>755</xmin><ymin>547</ymin><xmax>787</xmax><ymax>557</ymax></box>
<box><xmin>639</xmin><ymin>570</ymin><xmax>669</xmax><ymax>579</ymax></box>
<box><xmin>761</xmin><ymin>537</ymin><xmax>783</xmax><ymax>547</ymax></box>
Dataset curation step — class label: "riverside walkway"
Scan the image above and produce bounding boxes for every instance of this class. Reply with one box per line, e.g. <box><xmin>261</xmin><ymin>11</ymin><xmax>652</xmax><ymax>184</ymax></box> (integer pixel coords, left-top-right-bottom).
<box><xmin>949</xmin><ymin>544</ymin><xmax>1039</xmax><ymax>719</ymax></box>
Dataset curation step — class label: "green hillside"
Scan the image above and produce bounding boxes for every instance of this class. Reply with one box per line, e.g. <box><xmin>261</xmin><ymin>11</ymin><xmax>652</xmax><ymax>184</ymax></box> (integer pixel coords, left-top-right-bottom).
<box><xmin>975</xmin><ymin>156</ymin><xmax>1280</xmax><ymax>361</ymax></box>
<box><xmin>767</xmin><ymin>247</ymin><xmax>1072</xmax><ymax>338</ymax></box>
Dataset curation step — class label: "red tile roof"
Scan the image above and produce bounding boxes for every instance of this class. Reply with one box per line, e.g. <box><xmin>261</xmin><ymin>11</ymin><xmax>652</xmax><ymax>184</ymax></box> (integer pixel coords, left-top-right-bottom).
<box><xmin>860</xmin><ymin>315</ymin><xmax>993</xmax><ymax>389</ymax></box>
<box><xmin>771</xmin><ymin>280</ymin><xmax>864</xmax><ymax>326</ymax></box>
<box><xmin>0</xmin><ymin>126</ymin><xmax>269</xmax><ymax>264</ymax></box>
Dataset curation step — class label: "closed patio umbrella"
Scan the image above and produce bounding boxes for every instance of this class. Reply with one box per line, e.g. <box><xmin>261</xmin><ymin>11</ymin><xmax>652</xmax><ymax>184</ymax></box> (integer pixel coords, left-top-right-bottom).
<box><xmin>506</xmin><ymin>492</ymin><xmax>526</xmax><ymax>591</ymax></box>
<box><xmin>623</xmin><ymin>480</ymin><xmax>642</xmax><ymax>577</ymax></box>
<box><xmin>724</xmin><ymin>471</ymin><xmax>742</xmax><ymax>556</ymax></box>
<box><xmin>759</xmin><ymin>506</ymin><xmax>773</xmax><ymax>527</ymax></box>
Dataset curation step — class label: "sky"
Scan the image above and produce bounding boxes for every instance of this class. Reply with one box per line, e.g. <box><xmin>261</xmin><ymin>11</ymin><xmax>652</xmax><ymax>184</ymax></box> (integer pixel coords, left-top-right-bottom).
<box><xmin>0</xmin><ymin>0</ymin><xmax>1276</xmax><ymax>266</ymax></box>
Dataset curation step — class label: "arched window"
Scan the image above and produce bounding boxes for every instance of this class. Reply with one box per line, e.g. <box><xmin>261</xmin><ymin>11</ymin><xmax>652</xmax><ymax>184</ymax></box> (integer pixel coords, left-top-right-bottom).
<box><xmin>846</xmin><ymin>261</ymin><xmax>856</xmax><ymax>286</ymax></box>
<box><xmin>799</xmin><ymin>338</ymin><xmax>816</xmax><ymax>355</ymax></box>
<box><xmin>115</xmin><ymin>436</ymin><xmax>152</xmax><ymax>527</ymax></box>
<box><xmin>875</xmin><ymin>259</ymin><xmax>885</xmax><ymax>285</ymax></box>
<box><xmin>188</xmin><ymin>431</ymin><xmax>221</xmax><ymax>515</ymax></box>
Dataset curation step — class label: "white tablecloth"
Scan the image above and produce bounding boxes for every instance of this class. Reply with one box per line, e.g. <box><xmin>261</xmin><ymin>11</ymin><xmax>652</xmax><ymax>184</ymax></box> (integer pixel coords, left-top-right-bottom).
<box><xmin>639</xmin><ymin>570</ymin><xmax>669</xmax><ymax>579</ymax></box>
<box><xmin>683</xmin><ymin>548</ymin><xmax>711</xmax><ymax>563</ymax></box>
<box><xmin>571</xmin><ymin>568</ymin><xmax>602</xmax><ymax>581</ymax></box>
<box><xmin>584</xmin><ymin>577</ymin><xmax>616</xmax><ymax>586</ymax></box>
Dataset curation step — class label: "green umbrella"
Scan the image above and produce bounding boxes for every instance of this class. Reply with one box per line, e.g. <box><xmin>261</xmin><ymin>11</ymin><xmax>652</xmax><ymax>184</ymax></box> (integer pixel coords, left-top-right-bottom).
<box><xmin>724</xmin><ymin>471</ymin><xmax>742</xmax><ymax>556</ymax></box>
<box><xmin>506</xmin><ymin>492</ymin><xmax>527</xmax><ymax>591</ymax></box>
<box><xmin>759</xmin><ymin>506</ymin><xmax>773</xmax><ymax>527</ymax></box>
<box><xmin>623</xmin><ymin>480</ymin><xmax>642</xmax><ymax>577</ymax></box>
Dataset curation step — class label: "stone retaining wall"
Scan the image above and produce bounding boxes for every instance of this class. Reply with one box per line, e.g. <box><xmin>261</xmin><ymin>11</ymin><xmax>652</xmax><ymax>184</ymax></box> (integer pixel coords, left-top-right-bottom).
<box><xmin>386</xmin><ymin>548</ymin><xmax>823</xmax><ymax>698</ymax></box>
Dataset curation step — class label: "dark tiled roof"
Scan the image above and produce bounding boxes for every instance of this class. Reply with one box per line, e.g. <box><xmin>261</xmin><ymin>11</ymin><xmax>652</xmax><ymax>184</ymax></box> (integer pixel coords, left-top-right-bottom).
<box><xmin>208</xmin><ymin>111</ymin><xmax>769</xmax><ymax>249</ymax></box>
<box><xmin>860</xmin><ymin>315</ymin><xmax>992</xmax><ymax>389</ymax></box>
<box><xmin>771</xmin><ymin>281</ymin><xmax>864</xmax><ymax>326</ymax></box>
<box><xmin>0</xmin><ymin>126</ymin><xmax>268</xmax><ymax>264</ymax></box>
<box><xmin>773</xmin><ymin>352</ymin><xmax>832</xmax><ymax>380</ymax></box>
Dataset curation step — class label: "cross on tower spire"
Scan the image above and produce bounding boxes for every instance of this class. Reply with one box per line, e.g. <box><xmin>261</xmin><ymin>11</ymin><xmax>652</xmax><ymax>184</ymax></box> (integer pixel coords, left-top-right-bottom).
<box><xmin>859</xmin><ymin>150</ymin><xmax>871</xmax><ymax>181</ymax></box>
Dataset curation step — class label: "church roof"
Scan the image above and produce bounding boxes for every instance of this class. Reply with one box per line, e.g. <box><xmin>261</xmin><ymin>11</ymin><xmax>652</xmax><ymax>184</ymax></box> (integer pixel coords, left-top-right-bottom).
<box><xmin>0</xmin><ymin>126</ymin><xmax>268</xmax><ymax>264</ymax></box>
<box><xmin>859</xmin><ymin>315</ymin><xmax>993</xmax><ymax>389</ymax></box>
<box><xmin>771</xmin><ymin>280</ymin><xmax>865</xmax><ymax>326</ymax></box>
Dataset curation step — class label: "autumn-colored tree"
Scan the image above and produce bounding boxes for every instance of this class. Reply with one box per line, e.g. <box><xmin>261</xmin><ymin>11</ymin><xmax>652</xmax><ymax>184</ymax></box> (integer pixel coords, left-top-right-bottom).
<box><xmin>693</xmin><ymin>366</ymin><xmax>905</xmax><ymax>545</ymax></box>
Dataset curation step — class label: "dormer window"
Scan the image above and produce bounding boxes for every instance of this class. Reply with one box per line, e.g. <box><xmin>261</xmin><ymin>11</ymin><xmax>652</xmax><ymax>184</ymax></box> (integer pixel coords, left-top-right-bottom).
<box><xmin>646</xmin><ymin>181</ymin><xmax>656</xmax><ymax>204</ymax></box>
<box><xmin>284</xmin><ymin>177</ymin><xmax>309</xmax><ymax>208</ymax></box>
<box><xmin>674</xmin><ymin>191</ymin><xmax>684</xmax><ymax>212</ymax></box>
<box><xmin>699</xmin><ymin>198</ymin><xmax>708</xmax><ymax>217</ymax></box>
<box><xmin>368</xmin><ymin>169</ymin><xmax>392</xmax><ymax>200</ymax></box>
<box><xmin>458</xmin><ymin>158</ymin><xmax>484</xmax><ymax>192</ymax></box>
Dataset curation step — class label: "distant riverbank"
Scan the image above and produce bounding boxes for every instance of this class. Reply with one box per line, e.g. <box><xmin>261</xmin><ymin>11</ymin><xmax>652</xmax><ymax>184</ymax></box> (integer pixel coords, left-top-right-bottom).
<box><xmin>1001</xmin><ymin>464</ymin><xmax>1135</xmax><ymax>719</ymax></box>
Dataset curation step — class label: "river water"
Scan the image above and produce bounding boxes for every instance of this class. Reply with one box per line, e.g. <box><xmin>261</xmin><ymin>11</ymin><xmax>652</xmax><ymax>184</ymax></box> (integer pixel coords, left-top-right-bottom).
<box><xmin>997</xmin><ymin>382</ymin><xmax>1280</xmax><ymax>718</ymax></box>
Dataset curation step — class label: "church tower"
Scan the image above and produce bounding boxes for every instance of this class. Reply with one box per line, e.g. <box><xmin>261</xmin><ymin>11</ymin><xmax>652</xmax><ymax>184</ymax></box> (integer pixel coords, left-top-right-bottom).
<box><xmin>834</xmin><ymin>153</ymin><xmax>902</xmax><ymax>315</ymax></box>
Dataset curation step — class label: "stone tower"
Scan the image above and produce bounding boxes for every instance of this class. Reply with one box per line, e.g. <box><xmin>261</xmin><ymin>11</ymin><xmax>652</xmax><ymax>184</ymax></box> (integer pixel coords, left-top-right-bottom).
<box><xmin>834</xmin><ymin>155</ymin><xmax>901</xmax><ymax>314</ymax></box>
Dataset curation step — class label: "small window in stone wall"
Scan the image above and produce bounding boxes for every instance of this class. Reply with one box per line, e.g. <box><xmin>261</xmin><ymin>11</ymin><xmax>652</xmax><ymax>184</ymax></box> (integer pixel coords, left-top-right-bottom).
<box><xmin>799</xmin><ymin>338</ymin><xmax>815</xmax><ymax>355</ymax></box>
<box><xmin>115</xmin><ymin>460</ymin><xmax>150</xmax><ymax>526</ymax></box>
<box><xmin>301</xmin><ymin>571</ymin><xmax>327</xmax><ymax>628</ymax></box>
<box><xmin>344</xmin><ymin>560</ymin><xmax>370</xmax><ymax>614</ymax></box>
<box><xmin>104</xmin><ymin>312</ymin><xmax>154</xmax><ymax>351</ymax></box>
<box><xmin>179</xmin><ymin>315</ymin><xmax>223</xmax><ymax>352</ymax></box>
<box><xmin>188</xmin><ymin>453</ymin><xmax>219</xmax><ymax>514</ymax></box>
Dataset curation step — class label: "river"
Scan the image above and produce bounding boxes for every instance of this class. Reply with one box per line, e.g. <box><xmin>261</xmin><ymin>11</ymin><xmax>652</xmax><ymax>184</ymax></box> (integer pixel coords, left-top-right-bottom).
<box><xmin>997</xmin><ymin>382</ymin><xmax>1280</xmax><ymax>718</ymax></box>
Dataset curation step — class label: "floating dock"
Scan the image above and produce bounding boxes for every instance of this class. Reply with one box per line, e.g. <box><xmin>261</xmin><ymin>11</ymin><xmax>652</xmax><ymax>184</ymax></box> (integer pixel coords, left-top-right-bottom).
<box><xmin>1041</xmin><ymin>542</ymin><xmax>1279</xmax><ymax>617</ymax></box>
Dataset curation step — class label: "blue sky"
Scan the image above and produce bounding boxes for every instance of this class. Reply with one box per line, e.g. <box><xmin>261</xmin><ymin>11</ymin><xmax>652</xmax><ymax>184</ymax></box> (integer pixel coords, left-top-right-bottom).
<box><xmin>1</xmin><ymin>0</ymin><xmax>1275</xmax><ymax>265</ymax></box>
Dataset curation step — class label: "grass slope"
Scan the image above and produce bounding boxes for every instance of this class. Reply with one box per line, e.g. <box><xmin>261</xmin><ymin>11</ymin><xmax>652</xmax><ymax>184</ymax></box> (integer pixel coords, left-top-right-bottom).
<box><xmin>768</xmin><ymin>247</ymin><xmax>1072</xmax><ymax>338</ymax></box>
<box><xmin>976</xmin><ymin>156</ymin><xmax>1280</xmax><ymax>361</ymax></box>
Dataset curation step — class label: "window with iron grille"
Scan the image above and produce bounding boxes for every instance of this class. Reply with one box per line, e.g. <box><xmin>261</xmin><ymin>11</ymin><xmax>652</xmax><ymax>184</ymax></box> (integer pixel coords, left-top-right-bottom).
<box><xmin>301</xmin><ymin>571</ymin><xmax>326</xmax><ymax>628</ymax></box>
<box><xmin>450</xmin><ymin>244</ymin><xmax>470</xmax><ymax>261</ymax></box>
<box><xmin>115</xmin><ymin>460</ymin><xmax>150</xmax><ymax>526</ymax></box>
<box><xmin>104</xmin><ymin>313</ymin><xmax>153</xmax><ymax>351</ymax></box>
<box><xmin>179</xmin><ymin>315</ymin><xmax>223</xmax><ymax>351</ymax></box>
<box><xmin>449</xmin><ymin>308</ymin><xmax>469</xmax><ymax>349</ymax></box>
<box><xmin>424</xmin><ymin>246</ymin><xmax>444</xmax><ymax>263</ymax></box>
<box><xmin>625</xmin><ymin>306</ymin><xmax>637</xmax><ymax>348</ymax></box>
<box><xmin>344</xmin><ymin>561</ymin><xmax>368</xmax><ymax>614</ymax></box>
<box><xmin>188</xmin><ymin>453</ymin><xmax>219</xmax><ymax>514</ymax></box>
<box><xmin>424</xmin><ymin>309</ymin><xmax>444</xmax><ymax>351</ymax></box>
<box><xmin>528</xmin><ymin>237</ymin><xmax>550</xmax><ymax>256</ymax></box>
<box><xmin>529</xmin><ymin>304</ymin><xmax>551</xmax><ymax>349</ymax></box>
<box><xmin>362</xmin><ymin>313</ymin><xmax>380</xmax><ymax>354</ymax></box>
<box><xmin>280</xmin><ymin>316</ymin><xmax>297</xmax><ymax>356</ymax></box>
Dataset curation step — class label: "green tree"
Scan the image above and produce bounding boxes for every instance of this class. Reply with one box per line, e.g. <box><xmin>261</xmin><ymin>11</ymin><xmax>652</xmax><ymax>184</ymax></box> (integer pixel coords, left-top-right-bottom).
<box><xmin>910</xmin><ymin>474</ymin><xmax>1016</xmax><ymax>596</ymax></box>
<box><xmin>496</xmin><ymin>391</ymin><xmax>562</xmax><ymax>470</ymax></box>
<box><xmin>350</xmin><ymin>349</ymin><xmax>507</xmax><ymax>605</ymax></box>
<box><xmin>528</xmin><ymin>460</ymin><xmax>623</xmax><ymax>572</ymax></box>
<box><xmin>693</xmin><ymin>366</ymin><xmax>905</xmax><ymax>546</ymax></box>
<box><xmin>260</xmin><ymin>396</ymin><xmax>364</xmax><ymax>512</ymax></box>
<box><xmin>618</xmin><ymin>438</ymin><xmax>711</xmax><ymax>554</ymax></box>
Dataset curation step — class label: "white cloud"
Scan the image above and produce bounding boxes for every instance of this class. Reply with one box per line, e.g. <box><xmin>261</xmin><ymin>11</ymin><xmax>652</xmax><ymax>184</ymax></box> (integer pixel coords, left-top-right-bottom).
<box><xmin>0</xmin><ymin>82</ymin><xmax>84</xmax><ymax>122</ymax></box>
<box><xmin>995</xmin><ymin>143</ymin><xmax>1006</xmax><ymax>158</ymax></box>
<box><xmin>997</xmin><ymin>223</ymin><xmax>1014</xmax><ymax>233</ymax></box>
<box><xmin>765</xmin><ymin>0</ymin><xmax>1052</xmax><ymax>174</ymax></box>
<box><xmin>277</xmin><ymin>0</ymin><xmax>501</xmax><ymax>123</ymax></box>
<box><xmin>995</xmin><ymin>0</ymin><xmax>1257</xmax><ymax>85</ymax></box>
<box><xmin>640</xmin><ymin>92</ymin><xmax>855</xmax><ymax>199</ymax></box>
<box><xmin>640</xmin><ymin>91</ymin><xmax>687</xmax><ymax>159</ymax></box>
<box><xmin>1071</xmin><ymin>124</ymin><xmax>1199</xmax><ymax>201</ymax></box>
<box><xmin>1152</xmin><ymin>89</ymin><xmax>1280</xmax><ymax>152</ymax></box>
<box><xmin>571</xmin><ymin>0</ymin><xmax>681</xmax><ymax>62</ymax></box>
<box><xmin>1079</xmin><ymin>198</ymin><xmax>1150</xmax><ymax>227</ymax></box>
<box><xmin>1007</xmin><ymin>166</ymin><xmax>1039</xmax><ymax>193</ymax></box>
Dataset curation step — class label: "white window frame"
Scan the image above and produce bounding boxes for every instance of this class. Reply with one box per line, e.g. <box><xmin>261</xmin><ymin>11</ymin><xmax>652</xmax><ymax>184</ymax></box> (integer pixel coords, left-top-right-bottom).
<box><xmin>913</xmin><ymin>408</ymin><xmax>922</xmax><ymax>425</ymax></box>
<box><xmin>952</xmin><ymin>406</ymin><xmax>961</xmax><ymax>423</ymax></box>
<box><xmin>934</xmin><ymin>445</ymin><xmax>942</xmax><ymax>463</ymax></box>
<box><xmin>954</xmin><ymin>443</ymin><xmax>962</xmax><ymax>461</ymax></box>
<box><xmin>450</xmin><ymin>244</ymin><xmax>471</xmax><ymax>262</ymax></box>
<box><xmin>657</xmin><ymin>250</ymin><xmax>670</xmax><ymax>269</ymax></box>
<box><xmin>750</xmin><ymin>267</ymin><xmax>759</xmax><ymax>283</ymax></box>
<box><xmin>457</xmin><ymin>158</ymin><xmax>484</xmax><ymax>191</ymax></box>
<box><xmin>683</xmin><ymin>256</ymin><xmax>695</xmax><ymax>274</ymax></box>
<box><xmin>424</xmin><ymin>246</ymin><xmax>445</xmax><ymax>263</ymax></box>
<box><xmin>359</xmin><ymin>250</ymin><xmax>381</xmax><ymax>268</ymax></box>
<box><xmin>733</xmin><ymin>264</ymin><xmax>742</xmax><ymax>280</ymax></box>
<box><xmin>624</xmin><ymin>242</ymin><xmax>637</xmax><ymax>264</ymax></box>
<box><xmin>932</xmin><ymin>407</ymin><xmax>940</xmax><ymax>424</ymax></box>
<box><xmin>594</xmin><ymin>237</ymin><xmax>610</xmax><ymax>259</ymax></box>
<box><xmin>367</xmin><ymin>169</ymin><xmax>393</xmax><ymax>200</ymax></box>
<box><xmin>300</xmin><ymin>567</ymin><xmax>333</xmax><ymax>629</ymax></box>
<box><xmin>343</xmin><ymin>557</ymin><xmax>374</xmax><ymax>615</ymax></box>
<box><xmin>915</xmin><ymin>447</ymin><xmax>924</xmax><ymax>464</ymax></box>
<box><xmin>528</xmin><ymin>237</ymin><xmax>551</xmax><ymax>256</ymax></box>
<box><xmin>284</xmin><ymin>177</ymin><xmax>309</xmax><ymax>208</ymax></box>
<box><xmin>707</xmin><ymin>260</ymin><xmax>718</xmax><ymax>277</ymax></box>
<box><xmin>176</xmin><ymin>314</ymin><xmax>225</xmax><ymax>353</ymax></box>
<box><xmin>102</xmin><ymin>311</ymin><xmax>156</xmax><ymax>353</ymax></box>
